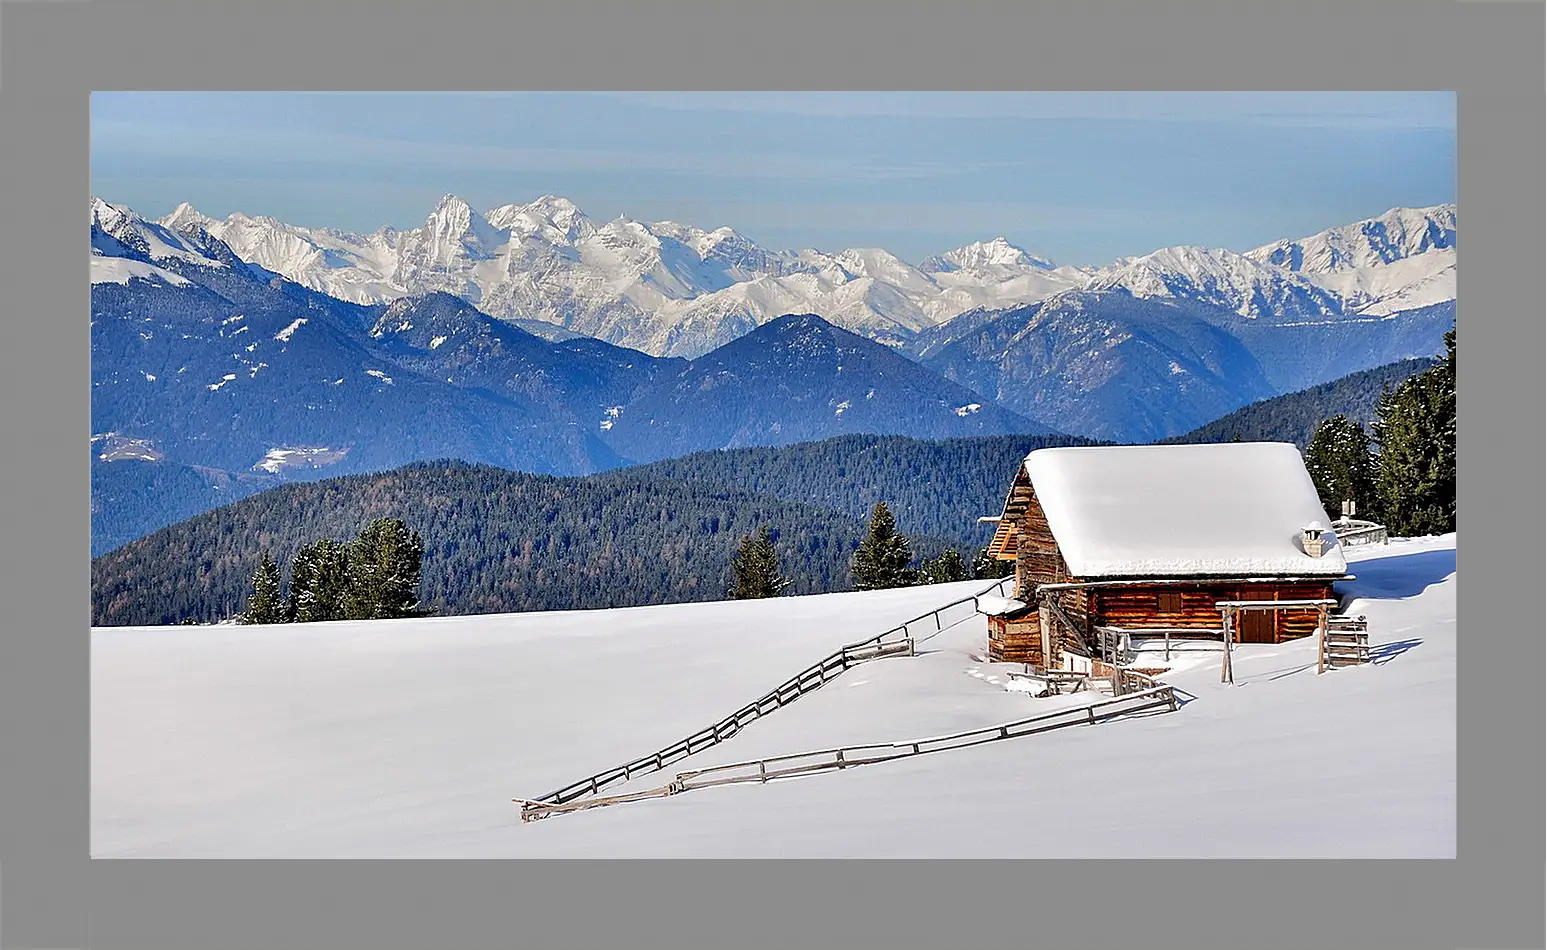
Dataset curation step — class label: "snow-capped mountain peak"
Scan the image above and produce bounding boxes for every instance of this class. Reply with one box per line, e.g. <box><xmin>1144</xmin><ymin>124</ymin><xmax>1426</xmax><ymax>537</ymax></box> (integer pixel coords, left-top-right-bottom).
<box><xmin>921</xmin><ymin>236</ymin><xmax>1055</xmax><ymax>275</ymax></box>
<box><xmin>1245</xmin><ymin>204</ymin><xmax>1457</xmax><ymax>316</ymax></box>
<box><xmin>485</xmin><ymin>194</ymin><xmax>594</xmax><ymax>245</ymax></box>
<box><xmin>158</xmin><ymin>201</ymin><xmax>216</xmax><ymax>234</ymax></box>
<box><xmin>90</xmin><ymin>196</ymin><xmax>226</xmax><ymax>269</ymax></box>
<box><xmin>87</xmin><ymin>194</ymin><xmax>1457</xmax><ymax>357</ymax></box>
<box><xmin>1247</xmin><ymin>204</ymin><xmax>1456</xmax><ymax>274</ymax></box>
<box><xmin>421</xmin><ymin>194</ymin><xmax>501</xmax><ymax>256</ymax></box>
<box><xmin>1086</xmin><ymin>244</ymin><xmax>1344</xmax><ymax>321</ymax></box>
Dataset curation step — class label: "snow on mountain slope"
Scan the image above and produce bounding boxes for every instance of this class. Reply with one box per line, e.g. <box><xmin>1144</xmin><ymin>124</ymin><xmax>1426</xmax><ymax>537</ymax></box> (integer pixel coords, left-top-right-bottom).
<box><xmin>193</xmin><ymin>210</ymin><xmax>405</xmax><ymax>304</ymax></box>
<box><xmin>1249</xmin><ymin>204</ymin><xmax>1455</xmax><ymax>274</ymax></box>
<box><xmin>92</xmin><ymin>197</ymin><xmax>227</xmax><ymax>270</ymax></box>
<box><xmin>91</xmin><ymin>535</ymin><xmax>1454</xmax><ymax>858</ymax></box>
<box><xmin>1086</xmin><ymin>244</ymin><xmax>1345</xmax><ymax>322</ymax></box>
<box><xmin>1247</xmin><ymin>204</ymin><xmax>1457</xmax><ymax>315</ymax></box>
<box><xmin>119</xmin><ymin>194</ymin><xmax>1456</xmax><ymax>360</ymax></box>
<box><xmin>920</xmin><ymin>235</ymin><xmax>1055</xmax><ymax>276</ymax></box>
<box><xmin>130</xmin><ymin>194</ymin><xmax>1080</xmax><ymax>357</ymax></box>
<box><xmin>90</xmin><ymin>255</ymin><xmax>192</xmax><ymax>288</ymax></box>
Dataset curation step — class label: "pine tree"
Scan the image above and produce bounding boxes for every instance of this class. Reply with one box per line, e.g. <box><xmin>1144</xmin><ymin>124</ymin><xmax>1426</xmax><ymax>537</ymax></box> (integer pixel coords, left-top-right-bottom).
<box><xmin>730</xmin><ymin>526</ymin><xmax>789</xmax><ymax>599</ymax></box>
<box><xmin>1304</xmin><ymin>414</ymin><xmax>1375</xmax><ymax>519</ymax></box>
<box><xmin>309</xmin><ymin>537</ymin><xmax>353</xmax><ymax>621</ymax></box>
<box><xmin>285</xmin><ymin>542</ymin><xmax>318</xmax><ymax>623</ymax></box>
<box><xmin>850</xmin><ymin>501</ymin><xmax>917</xmax><ymax>590</ymax></box>
<box><xmin>921</xmin><ymin>548</ymin><xmax>970</xmax><ymax>585</ymax></box>
<box><xmin>345</xmin><ymin>518</ymin><xmax>425</xmax><ymax>620</ymax></box>
<box><xmin>285</xmin><ymin>538</ymin><xmax>351</xmax><ymax>623</ymax></box>
<box><xmin>1372</xmin><ymin>327</ymin><xmax>1456</xmax><ymax>536</ymax></box>
<box><xmin>241</xmin><ymin>553</ymin><xmax>284</xmax><ymax>625</ymax></box>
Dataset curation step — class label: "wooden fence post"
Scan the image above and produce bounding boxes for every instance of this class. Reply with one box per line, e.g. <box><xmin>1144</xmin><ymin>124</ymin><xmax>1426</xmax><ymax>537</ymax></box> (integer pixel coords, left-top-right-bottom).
<box><xmin>1220</xmin><ymin>609</ymin><xmax>1235</xmax><ymax>685</ymax></box>
<box><xmin>1317</xmin><ymin>605</ymin><xmax>1328</xmax><ymax>675</ymax></box>
<box><xmin>1039</xmin><ymin>600</ymin><xmax>1053</xmax><ymax>672</ymax></box>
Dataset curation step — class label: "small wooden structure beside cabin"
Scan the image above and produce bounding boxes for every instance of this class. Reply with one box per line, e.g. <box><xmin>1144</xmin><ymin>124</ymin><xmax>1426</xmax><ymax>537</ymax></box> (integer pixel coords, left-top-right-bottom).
<box><xmin>981</xmin><ymin>442</ymin><xmax>1352</xmax><ymax>669</ymax></box>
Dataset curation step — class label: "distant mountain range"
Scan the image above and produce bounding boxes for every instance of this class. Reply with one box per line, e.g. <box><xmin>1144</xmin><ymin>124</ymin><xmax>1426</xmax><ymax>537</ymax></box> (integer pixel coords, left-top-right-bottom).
<box><xmin>153</xmin><ymin>195</ymin><xmax>1097</xmax><ymax>357</ymax></box>
<box><xmin>91</xmin><ymin>198</ymin><xmax>1049</xmax><ymax>483</ymax></box>
<box><xmin>89</xmin><ymin>194</ymin><xmax>1456</xmax><ymax>554</ymax></box>
<box><xmin>137</xmin><ymin>195</ymin><xmax>1455</xmax><ymax>359</ymax></box>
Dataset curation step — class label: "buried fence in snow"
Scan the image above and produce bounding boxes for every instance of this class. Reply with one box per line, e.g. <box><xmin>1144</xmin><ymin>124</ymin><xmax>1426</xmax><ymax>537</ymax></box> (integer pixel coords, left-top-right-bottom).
<box><xmin>518</xmin><ymin>577</ymin><xmax>1015</xmax><ymax>813</ymax></box>
<box><xmin>518</xmin><ymin>684</ymin><xmax>1179</xmax><ymax>821</ymax></box>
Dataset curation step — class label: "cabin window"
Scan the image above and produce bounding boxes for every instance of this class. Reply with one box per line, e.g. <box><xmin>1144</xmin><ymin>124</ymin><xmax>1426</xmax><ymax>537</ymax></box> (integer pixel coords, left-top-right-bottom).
<box><xmin>1156</xmin><ymin>591</ymin><xmax>1182</xmax><ymax>614</ymax></box>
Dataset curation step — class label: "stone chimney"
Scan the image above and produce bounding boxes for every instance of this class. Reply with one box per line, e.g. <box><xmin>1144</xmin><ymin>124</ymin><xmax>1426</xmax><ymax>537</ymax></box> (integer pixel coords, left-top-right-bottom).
<box><xmin>1302</xmin><ymin>521</ymin><xmax>1328</xmax><ymax>558</ymax></box>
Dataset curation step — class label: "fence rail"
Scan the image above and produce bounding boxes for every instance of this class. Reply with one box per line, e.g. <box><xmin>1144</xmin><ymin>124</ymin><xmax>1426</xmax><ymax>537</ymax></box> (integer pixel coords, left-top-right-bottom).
<box><xmin>519</xmin><ymin>684</ymin><xmax>1179</xmax><ymax>821</ymax></box>
<box><xmin>1333</xmin><ymin>519</ymin><xmax>1388</xmax><ymax>547</ymax></box>
<box><xmin>520</xmin><ymin>577</ymin><xmax>1015</xmax><ymax>811</ymax></box>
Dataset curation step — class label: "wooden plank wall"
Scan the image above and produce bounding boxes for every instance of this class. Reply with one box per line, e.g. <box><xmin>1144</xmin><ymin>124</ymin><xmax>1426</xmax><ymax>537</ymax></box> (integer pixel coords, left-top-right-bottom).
<box><xmin>986</xmin><ymin>614</ymin><xmax>1042</xmax><ymax>664</ymax></box>
<box><xmin>1092</xmin><ymin>582</ymin><xmax>1335</xmax><ymax>643</ymax></box>
<box><xmin>1013</xmin><ymin>484</ymin><xmax>1064</xmax><ymax>598</ymax></box>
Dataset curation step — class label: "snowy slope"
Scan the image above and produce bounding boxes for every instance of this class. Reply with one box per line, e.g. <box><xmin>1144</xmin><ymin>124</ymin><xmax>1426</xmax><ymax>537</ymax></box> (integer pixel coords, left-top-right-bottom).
<box><xmin>1085</xmin><ymin>244</ymin><xmax>1346</xmax><ymax>323</ymax></box>
<box><xmin>1246</xmin><ymin>204</ymin><xmax>1457</xmax><ymax>316</ymax></box>
<box><xmin>92</xmin><ymin>197</ymin><xmax>228</xmax><ymax>270</ymax></box>
<box><xmin>90</xmin><ymin>255</ymin><xmax>191</xmax><ymax>288</ymax></box>
<box><xmin>92</xmin><ymin>535</ymin><xmax>1455</xmax><ymax>858</ymax></box>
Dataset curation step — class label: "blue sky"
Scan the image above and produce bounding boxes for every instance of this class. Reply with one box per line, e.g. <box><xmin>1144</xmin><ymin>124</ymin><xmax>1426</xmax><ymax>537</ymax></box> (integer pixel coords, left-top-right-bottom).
<box><xmin>90</xmin><ymin>92</ymin><xmax>1455</xmax><ymax>267</ymax></box>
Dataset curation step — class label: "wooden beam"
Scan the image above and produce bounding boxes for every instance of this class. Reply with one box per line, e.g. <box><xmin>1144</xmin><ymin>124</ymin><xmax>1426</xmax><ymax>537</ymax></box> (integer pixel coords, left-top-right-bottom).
<box><xmin>1317</xmin><ymin>604</ymin><xmax>1328</xmax><ymax>675</ymax></box>
<box><xmin>1220</xmin><ymin>609</ymin><xmax>1235</xmax><ymax>685</ymax></box>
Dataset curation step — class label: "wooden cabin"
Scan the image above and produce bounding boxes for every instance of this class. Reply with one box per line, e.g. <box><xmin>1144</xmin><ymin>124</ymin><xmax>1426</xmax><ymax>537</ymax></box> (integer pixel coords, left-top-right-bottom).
<box><xmin>981</xmin><ymin>442</ymin><xmax>1352</xmax><ymax>668</ymax></box>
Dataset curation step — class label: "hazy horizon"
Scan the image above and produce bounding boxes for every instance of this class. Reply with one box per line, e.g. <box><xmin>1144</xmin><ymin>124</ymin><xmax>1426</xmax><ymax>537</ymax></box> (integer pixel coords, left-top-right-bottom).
<box><xmin>90</xmin><ymin>91</ymin><xmax>1455</xmax><ymax>268</ymax></box>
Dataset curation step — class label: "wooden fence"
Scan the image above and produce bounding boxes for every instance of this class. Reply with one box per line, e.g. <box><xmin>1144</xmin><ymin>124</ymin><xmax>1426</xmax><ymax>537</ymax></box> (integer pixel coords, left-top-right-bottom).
<box><xmin>1095</xmin><ymin>625</ymin><xmax>1230</xmax><ymax>662</ymax></box>
<box><xmin>518</xmin><ymin>684</ymin><xmax>1179</xmax><ymax>821</ymax></box>
<box><xmin>518</xmin><ymin>578</ymin><xmax>1015</xmax><ymax>812</ymax></box>
<box><xmin>1333</xmin><ymin>519</ymin><xmax>1388</xmax><ymax>547</ymax></box>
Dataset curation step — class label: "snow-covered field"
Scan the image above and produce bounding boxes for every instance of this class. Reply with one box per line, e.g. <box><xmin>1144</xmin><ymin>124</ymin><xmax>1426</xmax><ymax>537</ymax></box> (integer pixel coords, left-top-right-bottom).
<box><xmin>90</xmin><ymin>534</ymin><xmax>1455</xmax><ymax>858</ymax></box>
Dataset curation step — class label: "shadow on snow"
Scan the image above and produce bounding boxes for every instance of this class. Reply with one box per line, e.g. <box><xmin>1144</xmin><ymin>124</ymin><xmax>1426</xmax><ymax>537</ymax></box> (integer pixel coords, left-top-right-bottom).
<box><xmin>1337</xmin><ymin>546</ymin><xmax>1456</xmax><ymax>602</ymax></box>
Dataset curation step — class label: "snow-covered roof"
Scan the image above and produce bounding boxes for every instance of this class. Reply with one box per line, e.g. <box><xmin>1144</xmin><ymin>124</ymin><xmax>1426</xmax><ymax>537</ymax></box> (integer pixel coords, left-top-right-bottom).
<box><xmin>974</xmin><ymin>595</ymin><xmax>1028</xmax><ymax>617</ymax></box>
<box><xmin>1022</xmin><ymin>442</ymin><xmax>1347</xmax><ymax>578</ymax></box>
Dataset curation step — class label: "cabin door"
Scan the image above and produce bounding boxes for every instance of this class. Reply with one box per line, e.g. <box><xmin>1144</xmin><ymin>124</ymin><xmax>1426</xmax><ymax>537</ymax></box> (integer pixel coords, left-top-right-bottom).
<box><xmin>1238</xmin><ymin>586</ymin><xmax>1276</xmax><ymax>643</ymax></box>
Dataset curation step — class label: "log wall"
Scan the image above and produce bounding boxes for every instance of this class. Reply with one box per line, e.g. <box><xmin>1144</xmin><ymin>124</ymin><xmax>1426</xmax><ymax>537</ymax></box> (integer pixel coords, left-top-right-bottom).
<box><xmin>986</xmin><ymin>613</ymin><xmax>1042</xmax><ymax>664</ymax></box>
<box><xmin>991</xmin><ymin>477</ymin><xmax>1338</xmax><ymax>660</ymax></box>
<box><xmin>1012</xmin><ymin>483</ymin><xmax>1065</xmax><ymax>598</ymax></box>
<box><xmin>1092</xmin><ymin>581</ymin><xmax>1335</xmax><ymax>643</ymax></box>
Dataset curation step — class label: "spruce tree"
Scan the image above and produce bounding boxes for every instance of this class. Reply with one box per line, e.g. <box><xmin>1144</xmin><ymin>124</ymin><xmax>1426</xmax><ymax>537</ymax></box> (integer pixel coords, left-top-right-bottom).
<box><xmin>1305</xmin><ymin>414</ymin><xmax>1375</xmax><ymax>519</ymax></box>
<box><xmin>851</xmin><ymin>501</ymin><xmax>917</xmax><ymax>590</ymax></box>
<box><xmin>285</xmin><ymin>541</ymin><xmax>319</xmax><ymax>623</ymax></box>
<box><xmin>308</xmin><ymin>537</ymin><xmax>353</xmax><ymax>621</ymax></box>
<box><xmin>921</xmin><ymin>548</ymin><xmax>970</xmax><ymax>585</ymax></box>
<box><xmin>1372</xmin><ymin>328</ymin><xmax>1456</xmax><ymax>536</ymax></box>
<box><xmin>730</xmin><ymin>526</ymin><xmax>789</xmax><ymax>599</ymax></box>
<box><xmin>241</xmin><ymin>553</ymin><xmax>284</xmax><ymax>625</ymax></box>
<box><xmin>285</xmin><ymin>539</ymin><xmax>350</xmax><ymax>623</ymax></box>
<box><xmin>345</xmin><ymin>518</ymin><xmax>425</xmax><ymax>620</ymax></box>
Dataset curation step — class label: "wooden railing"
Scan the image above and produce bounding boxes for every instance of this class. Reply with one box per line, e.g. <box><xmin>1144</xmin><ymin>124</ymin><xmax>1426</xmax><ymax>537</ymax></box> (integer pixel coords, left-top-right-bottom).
<box><xmin>1096</xmin><ymin>624</ymin><xmax>1229</xmax><ymax>662</ymax></box>
<box><xmin>518</xmin><ymin>685</ymin><xmax>1179</xmax><ymax>821</ymax></box>
<box><xmin>518</xmin><ymin>578</ymin><xmax>1015</xmax><ymax>813</ymax></box>
<box><xmin>1045</xmin><ymin>597</ymin><xmax>1098</xmax><ymax>659</ymax></box>
<box><xmin>1332</xmin><ymin>519</ymin><xmax>1388</xmax><ymax>547</ymax></box>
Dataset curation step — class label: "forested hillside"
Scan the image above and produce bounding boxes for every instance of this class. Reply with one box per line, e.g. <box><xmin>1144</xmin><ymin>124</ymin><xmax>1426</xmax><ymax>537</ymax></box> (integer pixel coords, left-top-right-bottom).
<box><xmin>90</xmin><ymin>461</ymin><xmax>965</xmax><ymax>626</ymax></box>
<box><xmin>625</xmin><ymin>432</ymin><xmax>1101</xmax><ymax>543</ymax></box>
<box><xmin>1159</xmin><ymin>358</ymin><xmax>1436</xmax><ymax>448</ymax></box>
